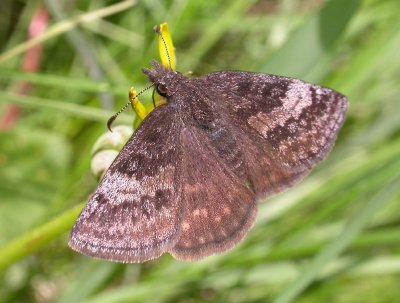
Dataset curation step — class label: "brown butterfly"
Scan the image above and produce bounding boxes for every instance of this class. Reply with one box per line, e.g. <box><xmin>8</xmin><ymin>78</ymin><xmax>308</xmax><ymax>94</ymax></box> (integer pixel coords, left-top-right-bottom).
<box><xmin>69</xmin><ymin>36</ymin><xmax>347</xmax><ymax>263</ymax></box>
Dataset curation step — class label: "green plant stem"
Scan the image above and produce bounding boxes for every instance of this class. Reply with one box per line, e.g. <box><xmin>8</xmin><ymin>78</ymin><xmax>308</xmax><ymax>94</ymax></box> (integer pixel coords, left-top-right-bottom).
<box><xmin>0</xmin><ymin>69</ymin><xmax>127</xmax><ymax>96</ymax></box>
<box><xmin>0</xmin><ymin>0</ymin><xmax>137</xmax><ymax>64</ymax></box>
<box><xmin>45</xmin><ymin>0</ymin><xmax>115</xmax><ymax>109</ymax></box>
<box><xmin>0</xmin><ymin>91</ymin><xmax>133</xmax><ymax>124</ymax></box>
<box><xmin>0</xmin><ymin>202</ymin><xmax>85</xmax><ymax>271</ymax></box>
<box><xmin>265</xmin><ymin>226</ymin><xmax>400</xmax><ymax>261</ymax></box>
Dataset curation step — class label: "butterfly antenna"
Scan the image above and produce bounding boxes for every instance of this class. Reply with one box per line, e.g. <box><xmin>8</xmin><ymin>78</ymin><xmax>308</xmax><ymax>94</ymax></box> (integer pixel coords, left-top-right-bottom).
<box><xmin>107</xmin><ymin>83</ymin><xmax>154</xmax><ymax>132</ymax></box>
<box><xmin>154</xmin><ymin>25</ymin><xmax>171</xmax><ymax>69</ymax></box>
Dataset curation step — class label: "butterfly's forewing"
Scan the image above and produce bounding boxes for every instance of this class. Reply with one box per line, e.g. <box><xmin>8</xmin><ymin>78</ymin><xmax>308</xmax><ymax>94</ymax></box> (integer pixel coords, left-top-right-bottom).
<box><xmin>200</xmin><ymin>71</ymin><xmax>347</xmax><ymax>198</ymax></box>
<box><xmin>69</xmin><ymin>105</ymin><xmax>184</xmax><ymax>262</ymax></box>
<box><xmin>169</xmin><ymin>127</ymin><xmax>257</xmax><ymax>260</ymax></box>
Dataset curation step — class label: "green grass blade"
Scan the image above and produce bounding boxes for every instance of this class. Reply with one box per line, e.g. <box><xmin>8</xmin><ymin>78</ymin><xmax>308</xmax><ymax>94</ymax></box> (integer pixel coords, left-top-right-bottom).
<box><xmin>273</xmin><ymin>175</ymin><xmax>400</xmax><ymax>303</ymax></box>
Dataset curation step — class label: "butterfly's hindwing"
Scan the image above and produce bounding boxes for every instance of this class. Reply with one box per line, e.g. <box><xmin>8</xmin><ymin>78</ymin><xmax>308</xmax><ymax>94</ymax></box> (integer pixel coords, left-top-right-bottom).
<box><xmin>170</xmin><ymin>127</ymin><xmax>257</xmax><ymax>260</ymax></box>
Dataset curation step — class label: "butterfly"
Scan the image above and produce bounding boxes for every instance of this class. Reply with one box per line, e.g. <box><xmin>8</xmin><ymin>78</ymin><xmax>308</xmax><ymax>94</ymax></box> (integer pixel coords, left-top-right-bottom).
<box><xmin>69</xmin><ymin>53</ymin><xmax>347</xmax><ymax>263</ymax></box>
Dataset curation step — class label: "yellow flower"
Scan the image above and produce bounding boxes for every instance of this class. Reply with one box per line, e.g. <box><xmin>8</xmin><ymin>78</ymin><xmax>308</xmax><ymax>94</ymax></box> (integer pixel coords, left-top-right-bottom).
<box><xmin>131</xmin><ymin>22</ymin><xmax>176</xmax><ymax>127</ymax></box>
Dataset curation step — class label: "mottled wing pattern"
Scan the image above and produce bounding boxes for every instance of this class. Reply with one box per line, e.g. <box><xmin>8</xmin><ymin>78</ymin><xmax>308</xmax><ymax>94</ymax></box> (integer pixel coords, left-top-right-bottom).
<box><xmin>170</xmin><ymin>128</ymin><xmax>257</xmax><ymax>260</ymax></box>
<box><xmin>69</xmin><ymin>105</ymin><xmax>184</xmax><ymax>262</ymax></box>
<box><xmin>200</xmin><ymin>71</ymin><xmax>347</xmax><ymax>198</ymax></box>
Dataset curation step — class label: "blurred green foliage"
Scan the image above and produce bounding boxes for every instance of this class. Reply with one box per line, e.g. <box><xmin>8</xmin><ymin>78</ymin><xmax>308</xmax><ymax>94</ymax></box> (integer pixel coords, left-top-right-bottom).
<box><xmin>0</xmin><ymin>0</ymin><xmax>400</xmax><ymax>302</ymax></box>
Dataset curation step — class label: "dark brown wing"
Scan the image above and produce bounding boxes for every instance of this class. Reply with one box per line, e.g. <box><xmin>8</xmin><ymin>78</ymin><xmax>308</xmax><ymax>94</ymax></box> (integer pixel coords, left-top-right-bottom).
<box><xmin>170</xmin><ymin>127</ymin><xmax>257</xmax><ymax>260</ymax></box>
<box><xmin>200</xmin><ymin>71</ymin><xmax>347</xmax><ymax>198</ymax></box>
<box><xmin>69</xmin><ymin>105</ymin><xmax>184</xmax><ymax>262</ymax></box>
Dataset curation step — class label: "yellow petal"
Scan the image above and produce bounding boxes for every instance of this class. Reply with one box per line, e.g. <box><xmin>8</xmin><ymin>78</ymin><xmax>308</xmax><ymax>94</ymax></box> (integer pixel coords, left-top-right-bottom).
<box><xmin>130</xmin><ymin>23</ymin><xmax>176</xmax><ymax>128</ymax></box>
<box><xmin>157</xmin><ymin>22</ymin><xmax>176</xmax><ymax>70</ymax></box>
<box><xmin>129</xmin><ymin>86</ymin><xmax>148</xmax><ymax>121</ymax></box>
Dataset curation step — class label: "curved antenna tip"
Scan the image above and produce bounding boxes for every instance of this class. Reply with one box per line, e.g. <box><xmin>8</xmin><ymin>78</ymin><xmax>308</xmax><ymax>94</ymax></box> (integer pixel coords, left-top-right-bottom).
<box><xmin>107</xmin><ymin>115</ymin><xmax>117</xmax><ymax>132</ymax></box>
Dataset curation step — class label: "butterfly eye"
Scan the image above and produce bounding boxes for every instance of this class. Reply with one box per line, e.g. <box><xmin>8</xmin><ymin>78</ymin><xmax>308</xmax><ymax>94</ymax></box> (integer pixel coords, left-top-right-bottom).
<box><xmin>157</xmin><ymin>83</ymin><xmax>168</xmax><ymax>96</ymax></box>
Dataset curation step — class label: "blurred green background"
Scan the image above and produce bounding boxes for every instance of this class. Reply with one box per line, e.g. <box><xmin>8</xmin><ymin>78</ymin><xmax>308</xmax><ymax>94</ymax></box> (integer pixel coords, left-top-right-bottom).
<box><xmin>1</xmin><ymin>0</ymin><xmax>400</xmax><ymax>302</ymax></box>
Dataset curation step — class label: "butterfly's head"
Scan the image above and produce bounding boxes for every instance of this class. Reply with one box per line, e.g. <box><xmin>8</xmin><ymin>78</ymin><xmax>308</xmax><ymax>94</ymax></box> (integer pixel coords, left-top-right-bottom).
<box><xmin>142</xmin><ymin>60</ymin><xmax>183</xmax><ymax>97</ymax></box>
